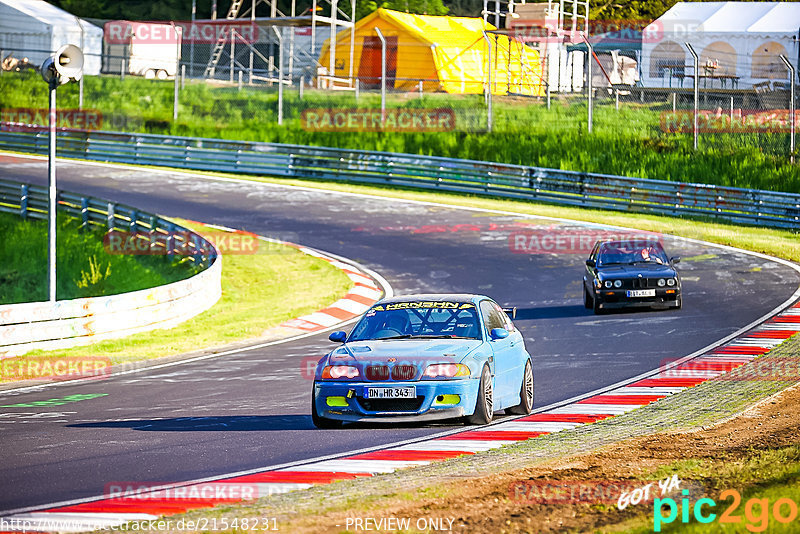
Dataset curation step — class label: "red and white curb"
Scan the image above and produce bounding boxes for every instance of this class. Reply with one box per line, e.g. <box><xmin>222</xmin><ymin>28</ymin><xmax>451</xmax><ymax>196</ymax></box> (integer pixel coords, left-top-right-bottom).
<box><xmin>4</xmin><ymin>302</ymin><xmax>799</xmax><ymax>532</ymax></box>
<box><xmin>196</xmin><ymin>223</ymin><xmax>385</xmax><ymax>334</ymax></box>
<box><xmin>278</xmin><ymin>246</ymin><xmax>383</xmax><ymax>332</ymax></box>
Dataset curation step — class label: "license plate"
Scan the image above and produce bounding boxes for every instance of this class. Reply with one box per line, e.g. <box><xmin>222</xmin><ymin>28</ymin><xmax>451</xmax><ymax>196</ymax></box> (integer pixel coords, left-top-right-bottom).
<box><xmin>365</xmin><ymin>386</ymin><xmax>416</xmax><ymax>399</ymax></box>
<box><xmin>627</xmin><ymin>289</ymin><xmax>656</xmax><ymax>297</ymax></box>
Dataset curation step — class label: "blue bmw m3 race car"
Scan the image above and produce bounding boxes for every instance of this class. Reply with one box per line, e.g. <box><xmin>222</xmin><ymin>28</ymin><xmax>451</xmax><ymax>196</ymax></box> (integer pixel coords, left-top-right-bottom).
<box><xmin>311</xmin><ymin>294</ymin><xmax>534</xmax><ymax>428</ymax></box>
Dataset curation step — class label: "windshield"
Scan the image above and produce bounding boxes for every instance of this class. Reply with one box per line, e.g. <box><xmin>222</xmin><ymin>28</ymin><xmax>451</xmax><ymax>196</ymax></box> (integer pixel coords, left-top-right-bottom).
<box><xmin>349</xmin><ymin>301</ymin><xmax>482</xmax><ymax>341</ymax></box>
<box><xmin>597</xmin><ymin>240</ymin><xmax>669</xmax><ymax>267</ymax></box>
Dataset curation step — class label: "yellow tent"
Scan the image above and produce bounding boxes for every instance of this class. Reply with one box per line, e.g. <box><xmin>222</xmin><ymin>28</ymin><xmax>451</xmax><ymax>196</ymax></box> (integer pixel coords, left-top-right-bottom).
<box><xmin>318</xmin><ymin>8</ymin><xmax>544</xmax><ymax>96</ymax></box>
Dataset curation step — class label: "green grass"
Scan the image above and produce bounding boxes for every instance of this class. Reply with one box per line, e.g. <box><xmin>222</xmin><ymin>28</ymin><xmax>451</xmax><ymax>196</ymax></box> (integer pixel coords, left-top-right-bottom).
<box><xmin>0</xmin><ymin>211</ymin><xmax>199</xmax><ymax>304</ymax></box>
<box><xmin>0</xmin><ymin>219</ymin><xmax>353</xmax><ymax>378</ymax></box>
<box><xmin>3</xmin><ymin>70</ymin><xmax>799</xmax><ymax>193</ymax></box>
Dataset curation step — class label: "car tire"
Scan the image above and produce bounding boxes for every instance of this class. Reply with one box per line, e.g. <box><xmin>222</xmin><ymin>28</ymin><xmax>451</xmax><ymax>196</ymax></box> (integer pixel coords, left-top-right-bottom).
<box><xmin>507</xmin><ymin>359</ymin><xmax>534</xmax><ymax>415</ymax></box>
<box><xmin>311</xmin><ymin>388</ymin><xmax>342</xmax><ymax>429</ymax></box>
<box><xmin>467</xmin><ymin>365</ymin><xmax>493</xmax><ymax>425</ymax></box>
<box><xmin>592</xmin><ymin>293</ymin><xmax>604</xmax><ymax>315</ymax></box>
<box><xmin>583</xmin><ymin>287</ymin><xmax>593</xmax><ymax>309</ymax></box>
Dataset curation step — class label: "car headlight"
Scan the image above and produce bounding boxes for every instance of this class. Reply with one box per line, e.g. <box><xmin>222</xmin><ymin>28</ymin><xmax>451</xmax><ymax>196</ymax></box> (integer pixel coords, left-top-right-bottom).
<box><xmin>658</xmin><ymin>278</ymin><xmax>666</xmax><ymax>287</ymax></box>
<box><xmin>321</xmin><ymin>365</ymin><xmax>359</xmax><ymax>379</ymax></box>
<box><xmin>667</xmin><ymin>278</ymin><xmax>676</xmax><ymax>287</ymax></box>
<box><xmin>423</xmin><ymin>363</ymin><xmax>470</xmax><ymax>379</ymax></box>
<box><xmin>604</xmin><ymin>280</ymin><xmax>613</xmax><ymax>288</ymax></box>
<box><xmin>613</xmin><ymin>280</ymin><xmax>622</xmax><ymax>288</ymax></box>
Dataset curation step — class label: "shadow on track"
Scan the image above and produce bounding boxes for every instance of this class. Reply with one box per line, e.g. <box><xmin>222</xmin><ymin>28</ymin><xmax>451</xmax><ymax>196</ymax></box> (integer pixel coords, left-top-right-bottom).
<box><xmin>68</xmin><ymin>415</ymin><xmax>314</xmax><ymax>431</ymax></box>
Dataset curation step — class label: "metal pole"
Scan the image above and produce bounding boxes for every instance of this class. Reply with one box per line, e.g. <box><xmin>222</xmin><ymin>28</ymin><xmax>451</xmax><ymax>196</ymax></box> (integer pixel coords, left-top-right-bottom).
<box><xmin>181</xmin><ymin>64</ymin><xmax>185</xmax><ymax>89</ymax></box>
<box><xmin>190</xmin><ymin>0</ymin><xmax>196</xmax><ymax>77</ymax></box>
<box><xmin>730</xmin><ymin>95</ymin><xmax>734</xmax><ymax>125</ymax></box>
<box><xmin>375</xmin><ymin>27</ymin><xmax>386</xmax><ymax>125</ymax></box>
<box><xmin>238</xmin><ymin>69</ymin><xmax>243</xmax><ymax>90</ymax></box>
<box><xmin>273</xmin><ymin>26</ymin><xmax>284</xmax><ymax>125</ymax></box>
<box><xmin>299</xmin><ymin>75</ymin><xmax>304</xmax><ymax>100</ymax></box>
<box><xmin>780</xmin><ymin>54</ymin><xmax>796</xmax><ymax>162</ymax></box>
<box><xmin>419</xmin><ymin>79</ymin><xmax>423</xmax><ymax>98</ymax></box>
<box><xmin>230</xmin><ymin>30</ymin><xmax>235</xmax><ymax>84</ymax></box>
<box><xmin>587</xmin><ymin>41</ymin><xmax>593</xmax><ymax>133</ymax></box>
<box><xmin>76</xmin><ymin>17</ymin><xmax>84</xmax><ymax>110</ymax></box>
<box><xmin>546</xmin><ymin>80</ymin><xmax>551</xmax><ymax>109</ymax></box>
<box><xmin>615</xmin><ymin>89</ymin><xmax>619</xmax><ymax>111</ymax></box>
<box><xmin>686</xmin><ymin>43</ymin><xmax>699</xmax><ymax>150</ymax></box>
<box><xmin>355</xmin><ymin>77</ymin><xmax>359</xmax><ymax>100</ymax></box>
<box><xmin>673</xmin><ymin>92</ymin><xmax>676</xmax><ymax>113</ymax></box>
<box><xmin>121</xmin><ymin>58</ymin><xmax>125</xmax><ymax>81</ymax></box>
<box><xmin>482</xmin><ymin>31</ymin><xmax>493</xmax><ymax>132</ymax></box>
<box><xmin>249</xmin><ymin>0</ymin><xmax>255</xmax><ymax>84</ymax></box>
<box><xmin>173</xmin><ymin>23</ymin><xmax>181</xmax><ymax>122</ymax></box>
<box><xmin>48</xmin><ymin>81</ymin><xmax>57</xmax><ymax>302</ymax></box>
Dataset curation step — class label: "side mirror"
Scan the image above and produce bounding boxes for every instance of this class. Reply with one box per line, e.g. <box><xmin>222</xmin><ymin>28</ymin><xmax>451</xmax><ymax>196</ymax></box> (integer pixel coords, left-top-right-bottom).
<box><xmin>670</xmin><ymin>256</ymin><xmax>681</xmax><ymax>264</ymax></box>
<box><xmin>585</xmin><ymin>259</ymin><xmax>596</xmax><ymax>267</ymax></box>
<box><xmin>329</xmin><ymin>331</ymin><xmax>347</xmax><ymax>343</ymax></box>
<box><xmin>490</xmin><ymin>328</ymin><xmax>509</xmax><ymax>340</ymax></box>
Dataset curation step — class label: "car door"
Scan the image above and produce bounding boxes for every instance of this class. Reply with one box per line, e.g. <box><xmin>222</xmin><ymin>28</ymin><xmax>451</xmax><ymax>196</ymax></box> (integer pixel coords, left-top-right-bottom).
<box><xmin>585</xmin><ymin>241</ymin><xmax>601</xmax><ymax>298</ymax></box>
<box><xmin>479</xmin><ymin>300</ymin><xmax>516</xmax><ymax>409</ymax></box>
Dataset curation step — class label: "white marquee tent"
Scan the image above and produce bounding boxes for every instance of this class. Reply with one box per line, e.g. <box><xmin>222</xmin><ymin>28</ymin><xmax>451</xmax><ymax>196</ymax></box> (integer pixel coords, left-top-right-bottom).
<box><xmin>641</xmin><ymin>2</ymin><xmax>800</xmax><ymax>89</ymax></box>
<box><xmin>0</xmin><ymin>0</ymin><xmax>102</xmax><ymax>75</ymax></box>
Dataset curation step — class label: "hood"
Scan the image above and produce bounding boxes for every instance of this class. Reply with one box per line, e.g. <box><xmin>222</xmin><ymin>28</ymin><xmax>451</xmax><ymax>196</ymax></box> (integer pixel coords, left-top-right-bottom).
<box><xmin>597</xmin><ymin>263</ymin><xmax>677</xmax><ymax>280</ymax></box>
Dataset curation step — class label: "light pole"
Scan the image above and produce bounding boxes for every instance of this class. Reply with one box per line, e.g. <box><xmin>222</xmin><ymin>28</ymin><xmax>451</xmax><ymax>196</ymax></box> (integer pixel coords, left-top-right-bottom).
<box><xmin>40</xmin><ymin>44</ymin><xmax>83</xmax><ymax>302</ymax></box>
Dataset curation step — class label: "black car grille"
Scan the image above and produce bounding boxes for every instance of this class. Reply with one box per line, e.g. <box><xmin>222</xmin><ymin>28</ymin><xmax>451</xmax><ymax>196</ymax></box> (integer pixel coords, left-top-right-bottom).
<box><xmin>357</xmin><ymin>396</ymin><xmax>425</xmax><ymax>412</ymax></box>
<box><xmin>629</xmin><ymin>278</ymin><xmax>659</xmax><ymax>289</ymax></box>
<box><xmin>365</xmin><ymin>364</ymin><xmax>418</xmax><ymax>381</ymax></box>
<box><xmin>366</xmin><ymin>365</ymin><xmax>390</xmax><ymax>381</ymax></box>
<box><xmin>391</xmin><ymin>365</ymin><xmax>417</xmax><ymax>381</ymax></box>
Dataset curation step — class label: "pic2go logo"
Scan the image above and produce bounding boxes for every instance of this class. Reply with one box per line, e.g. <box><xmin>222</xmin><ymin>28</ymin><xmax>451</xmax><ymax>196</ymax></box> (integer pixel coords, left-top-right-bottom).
<box><xmin>654</xmin><ymin>489</ymin><xmax>799</xmax><ymax>532</ymax></box>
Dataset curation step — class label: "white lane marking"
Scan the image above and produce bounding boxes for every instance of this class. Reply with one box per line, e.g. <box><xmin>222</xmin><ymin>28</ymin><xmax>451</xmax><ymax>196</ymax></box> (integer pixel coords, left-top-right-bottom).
<box><xmin>727</xmin><ymin>339</ymin><xmax>784</xmax><ymax>347</ymax></box>
<box><xmin>348</xmin><ymin>285</ymin><xmax>383</xmax><ymax>299</ymax></box>
<box><xmin>393</xmin><ymin>440</ymin><xmax>515</xmax><ymax>452</ymax></box>
<box><xmin>548</xmin><ymin>404</ymin><xmax>641</xmax><ymax>415</ymax></box>
<box><xmin>283</xmin><ymin>459</ymin><xmax>430</xmax><ymax>473</ymax></box>
<box><xmin>329</xmin><ymin>299</ymin><xmax>371</xmax><ymax>315</ymax></box>
<box><xmin>616</xmin><ymin>387</ymin><xmax>685</xmax><ymax>395</ymax></box>
<box><xmin>485</xmin><ymin>421</ymin><xmax>581</xmax><ymax>432</ymax></box>
<box><xmin>346</xmin><ymin>273</ymin><xmax>375</xmax><ymax>286</ymax></box>
<box><xmin>296</xmin><ymin>312</ymin><xmax>341</xmax><ymax>328</ymax></box>
<box><xmin>251</xmin><ymin>483</ymin><xmax>313</xmax><ymax>496</ymax></box>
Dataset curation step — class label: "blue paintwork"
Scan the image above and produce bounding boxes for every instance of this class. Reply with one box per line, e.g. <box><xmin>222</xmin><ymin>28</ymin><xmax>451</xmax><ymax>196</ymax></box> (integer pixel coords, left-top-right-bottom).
<box><xmin>312</xmin><ymin>294</ymin><xmax>533</xmax><ymax>424</ymax></box>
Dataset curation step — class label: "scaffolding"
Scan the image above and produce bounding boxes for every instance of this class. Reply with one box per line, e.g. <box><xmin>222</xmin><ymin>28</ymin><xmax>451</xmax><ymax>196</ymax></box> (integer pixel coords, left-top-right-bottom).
<box><xmin>202</xmin><ymin>0</ymin><xmax>356</xmax><ymax>87</ymax></box>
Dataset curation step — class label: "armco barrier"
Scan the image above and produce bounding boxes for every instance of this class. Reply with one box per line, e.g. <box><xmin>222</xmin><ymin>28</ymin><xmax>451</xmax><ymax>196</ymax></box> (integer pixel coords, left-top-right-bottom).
<box><xmin>1</xmin><ymin>127</ymin><xmax>799</xmax><ymax>229</ymax></box>
<box><xmin>0</xmin><ymin>179</ymin><xmax>221</xmax><ymax>357</ymax></box>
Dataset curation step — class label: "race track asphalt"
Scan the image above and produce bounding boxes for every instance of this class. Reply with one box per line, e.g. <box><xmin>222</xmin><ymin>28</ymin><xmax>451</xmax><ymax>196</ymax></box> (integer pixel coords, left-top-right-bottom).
<box><xmin>1</xmin><ymin>156</ymin><xmax>797</xmax><ymax>512</ymax></box>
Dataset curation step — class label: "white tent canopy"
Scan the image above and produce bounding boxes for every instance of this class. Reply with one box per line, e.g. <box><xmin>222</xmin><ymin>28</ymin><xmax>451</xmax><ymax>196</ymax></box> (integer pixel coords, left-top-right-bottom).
<box><xmin>0</xmin><ymin>0</ymin><xmax>102</xmax><ymax>75</ymax></box>
<box><xmin>641</xmin><ymin>2</ymin><xmax>800</xmax><ymax>89</ymax></box>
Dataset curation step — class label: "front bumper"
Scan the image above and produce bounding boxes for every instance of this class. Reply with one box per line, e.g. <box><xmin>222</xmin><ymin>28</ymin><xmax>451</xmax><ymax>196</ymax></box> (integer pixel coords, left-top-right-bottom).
<box><xmin>313</xmin><ymin>379</ymin><xmax>479</xmax><ymax>423</ymax></box>
<box><xmin>595</xmin><ymin>287</ymin><xmax>681</xmax><ymax>309</ymax></box>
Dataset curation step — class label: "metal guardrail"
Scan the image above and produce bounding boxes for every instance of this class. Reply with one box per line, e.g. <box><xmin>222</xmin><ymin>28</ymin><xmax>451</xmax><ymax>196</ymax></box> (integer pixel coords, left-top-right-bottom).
<box><xmin>0</xmin><ymin>177</ymin><xmax>222</xmax><ymax>357</ymax></box>
<box><xmin>0</xmin><ymin>127</ymin><xmax>799</xmax><ymax>229</ymax></box>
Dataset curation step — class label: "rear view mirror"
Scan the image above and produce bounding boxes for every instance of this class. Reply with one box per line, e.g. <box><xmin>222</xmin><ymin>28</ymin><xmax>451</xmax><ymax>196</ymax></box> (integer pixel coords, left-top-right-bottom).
<box><xmin>670</xmin><ymin>257</ymin><xmax>681</xmax><ymax>264</ymax></box>
<box><xmin>329</xmin><ymin>331</ymin><xmax>347</xmax><ymax>343</ymax></box>
<box><xmin>490</xmin><ymin>328</ymin><xmax>509</xmax><ymax>340</ymax></box>
<box><xmin>585</xmin><ymin>259</ymin><xmax>596</xmax><ymax>267</ymax></box>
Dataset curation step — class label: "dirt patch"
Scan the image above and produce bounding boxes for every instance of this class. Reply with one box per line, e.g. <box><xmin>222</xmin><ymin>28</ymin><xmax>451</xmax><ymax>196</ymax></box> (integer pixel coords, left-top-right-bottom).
<box><xmin>282</xmin><ymin>383</ymin><xmax>800</xmax><ymax>533</ymax></box>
